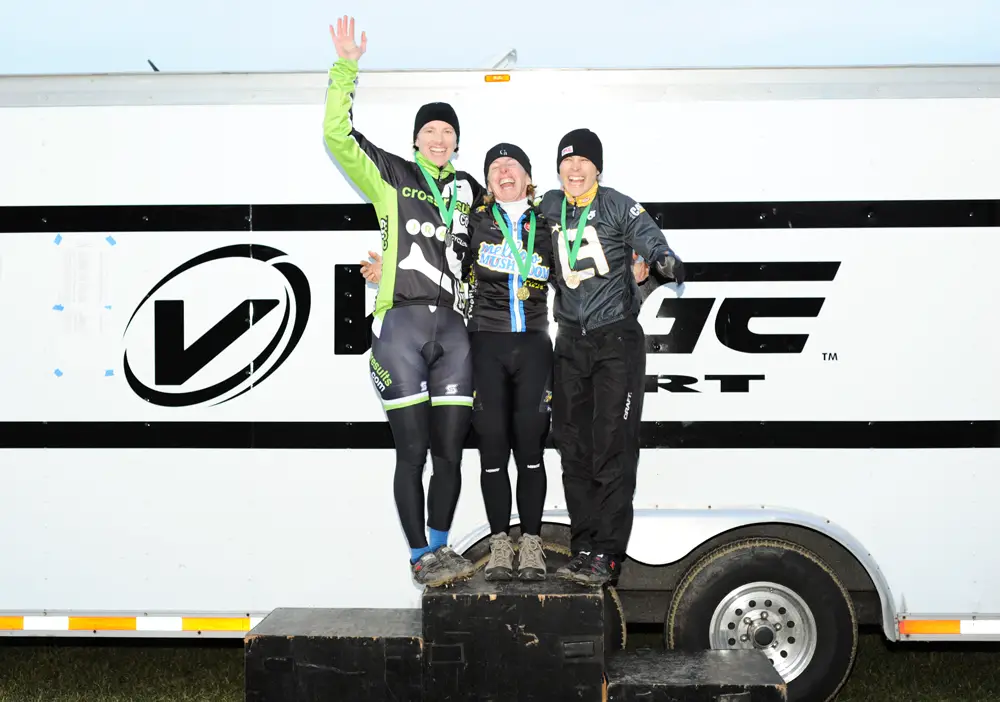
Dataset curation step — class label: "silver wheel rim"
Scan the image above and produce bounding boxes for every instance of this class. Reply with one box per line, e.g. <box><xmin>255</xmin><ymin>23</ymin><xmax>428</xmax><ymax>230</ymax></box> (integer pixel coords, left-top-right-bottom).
<box><xmin>709</xmin><ymin>580</ymin><xmax>818</xmax><ymax>683</ymax></box>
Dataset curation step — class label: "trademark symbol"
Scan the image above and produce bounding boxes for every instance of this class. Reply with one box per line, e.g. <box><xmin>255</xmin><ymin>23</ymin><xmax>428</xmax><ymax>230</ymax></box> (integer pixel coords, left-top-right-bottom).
<box><xmin>822</xmin><ymin>352</ymin><xmax>838</xmax><ymax>361</ymax></box>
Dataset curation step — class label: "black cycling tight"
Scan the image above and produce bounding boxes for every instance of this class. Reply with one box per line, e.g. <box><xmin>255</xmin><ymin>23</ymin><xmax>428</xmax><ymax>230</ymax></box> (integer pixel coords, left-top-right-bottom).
<box><xmin>390</xmin><ymin>403</ymin><xmax>471</xmax><ymax>548</ymax></box>
<box><xmin>471</xmin><ymin>330</ymin><xmax>552</xmax><ymax>536</ymax></box>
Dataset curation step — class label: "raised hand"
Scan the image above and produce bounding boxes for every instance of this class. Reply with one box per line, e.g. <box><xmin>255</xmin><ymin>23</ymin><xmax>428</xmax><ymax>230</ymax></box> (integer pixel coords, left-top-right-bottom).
<box><xmin>329</xmin><ymin>15</ymin><xmax>367</xmax><ymax>61</ymax></box>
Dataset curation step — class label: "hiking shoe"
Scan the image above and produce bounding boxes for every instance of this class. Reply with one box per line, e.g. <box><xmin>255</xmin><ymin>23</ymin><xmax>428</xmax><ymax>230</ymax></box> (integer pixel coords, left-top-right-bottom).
<box><xmin>555</xmin><ymin>550</ymin><xmax>592</xmax><ymax>580</ymax></box>
<box><xmin>435</xmin><ymin>545</ymin><xmax>476</xmax><ymax>581</ymax></box>
<box><xmin>484</xmin><ymin>533</ymin><xmax>516</xmax><ymax>581</ymax></box>
<box><xmin>411</xmin><ymin>550</ymin><xmax>455</xmax><ymax>587</ymax></box>
<box><xmin>570</xmin><ymin>553</ymin><xmax>621</xmax><ymax>587</ymax></box>
<box><xmin>516</xmin><ymin>534</ymin><xmax>547</xmax><ymax>581</ymax></box>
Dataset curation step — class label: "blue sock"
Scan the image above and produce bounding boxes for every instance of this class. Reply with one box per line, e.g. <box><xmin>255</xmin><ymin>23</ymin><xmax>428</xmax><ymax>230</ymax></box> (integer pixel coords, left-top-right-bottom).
<box><xmin>429</xmin><ymin>528</ymin><xmax>449</xmax><ymax>550</ymax></box>
<box><xmin>410</xmin><ymin>545</ymin><xmax>433</xmax><ymax>564</ymax></box>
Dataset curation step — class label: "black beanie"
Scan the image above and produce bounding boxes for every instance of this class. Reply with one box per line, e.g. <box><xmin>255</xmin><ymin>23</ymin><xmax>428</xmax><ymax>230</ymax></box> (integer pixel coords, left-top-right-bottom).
<box><xmin>483</xmin><ymin>142</ymin><xmax>532</xmax><ymax>182</ymax></box>
<box><xmin>557</xmin><ymin>128</ymin><xmax>603</xmax><ymax>173</ymax></box>
<box><xmin>413</xmin><ymin>102</ymin><xmax>460</xmax><ymax>144</ymax></box>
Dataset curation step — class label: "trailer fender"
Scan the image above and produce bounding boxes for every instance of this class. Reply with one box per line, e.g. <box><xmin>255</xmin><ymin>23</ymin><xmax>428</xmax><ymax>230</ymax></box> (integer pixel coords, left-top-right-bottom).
<box><xmin>626</xmin><ymin>507</ymin><xmax>897</xmax><ymax>640</ymax></box>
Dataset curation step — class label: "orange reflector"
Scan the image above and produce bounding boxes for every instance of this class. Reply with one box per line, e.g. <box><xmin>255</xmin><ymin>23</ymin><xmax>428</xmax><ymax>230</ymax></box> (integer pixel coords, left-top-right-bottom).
<box><xmin>69</xmin><ymin>617</ymin><xmax>136</xmax><ymax>631</ymax></box>
<box><xmin>182</xmin><ymin>617</ymin><xmax>250</xmax><ymax>632</ymax></box>
<box><xmin>485</xmin><ymin>74</ymin><xmax>510</xmax><ymax>83</ymax></box>
<box><xmin>899</xmin><ymin>619</ymin><xmax>961</xmax><ymax>635</ymax></box>
<box><xmin>0</xmin><ymin>617</ymin><xmax>24</xmax><ymax>630</ymax></box>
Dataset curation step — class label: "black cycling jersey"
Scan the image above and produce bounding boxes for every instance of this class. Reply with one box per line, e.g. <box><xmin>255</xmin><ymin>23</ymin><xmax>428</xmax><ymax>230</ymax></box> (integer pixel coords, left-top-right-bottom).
<box><xmin>538</xmin><ymin>185</ymin><xmax>676</xmax><ymax>333</ymax></box>
<box><xmin>459</xmin><ymin>196</ymin><xmax>554</xmax><ymax>333</ymax></box>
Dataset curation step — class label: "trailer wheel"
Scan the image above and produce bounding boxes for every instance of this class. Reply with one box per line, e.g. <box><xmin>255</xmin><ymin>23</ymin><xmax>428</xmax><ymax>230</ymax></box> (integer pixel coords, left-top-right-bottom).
<box><xmin>665</xmin><ymin>538</ymin><xmax>857</xmax><ymax>702</ymax></box>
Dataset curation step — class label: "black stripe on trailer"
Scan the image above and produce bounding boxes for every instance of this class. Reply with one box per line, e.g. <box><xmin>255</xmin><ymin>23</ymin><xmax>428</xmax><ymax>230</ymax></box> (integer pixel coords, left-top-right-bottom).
<box><xmin>1</xmin><ymin>200</ymin><xmax>998</xmax><ymax>452</ymax></box>
<box><xmin>1</xmin><ymin>200</ymin><xmax>999</xmax><ymax>233</ymax></box>
<box><xmin>1</xmin><ymin>420</ymin><xmax>998</xmax><ymax>449</ymax></box>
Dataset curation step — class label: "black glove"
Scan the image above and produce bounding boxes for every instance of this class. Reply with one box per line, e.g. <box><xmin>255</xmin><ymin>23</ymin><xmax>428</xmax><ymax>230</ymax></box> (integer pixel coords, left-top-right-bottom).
<box><xmin>655</xmin><ymin>251</ymin><xmax>685</xmax><ymax>285</ymax></box>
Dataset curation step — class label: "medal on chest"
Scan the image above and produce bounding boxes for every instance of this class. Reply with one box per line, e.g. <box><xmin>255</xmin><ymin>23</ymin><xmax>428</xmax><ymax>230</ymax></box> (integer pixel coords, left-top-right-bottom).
<box><xmin>560</xmin><ymin>196</ymin><xmax>593</xmax><ymax>290</ymax></box>
<box><xmin>492</xmin><ymin>204</ymin><xmax>537</xmax><ymax>302</ymax></box>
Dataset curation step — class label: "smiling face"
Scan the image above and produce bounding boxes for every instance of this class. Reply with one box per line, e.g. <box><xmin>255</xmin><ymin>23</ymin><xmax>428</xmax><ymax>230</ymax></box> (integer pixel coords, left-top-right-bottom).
<box><xmin>559</xmin><ymin>155</ymin><xmax>599</xmax><ymax>198</ymax></box>
<box><xmin>415</xmin><ymin>120</ymin><xmax>457</xmax><ymax>167</ymax></box>
<box><xmin>487</xmin><ymin>156</ymin><xmax>530</xmax><ymax>202</ymax></box>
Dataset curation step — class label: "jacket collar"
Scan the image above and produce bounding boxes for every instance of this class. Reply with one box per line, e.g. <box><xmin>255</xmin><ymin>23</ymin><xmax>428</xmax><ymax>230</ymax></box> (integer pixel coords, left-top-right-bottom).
<box><xmin>414</xmin><ymin>150</ymin><xmax>456</xmax><ymax>179</ymax></box>
<box><xmin>564</xmin><ymin>182</ymin><xmax>599</xmax><ymax>207</ymax></box>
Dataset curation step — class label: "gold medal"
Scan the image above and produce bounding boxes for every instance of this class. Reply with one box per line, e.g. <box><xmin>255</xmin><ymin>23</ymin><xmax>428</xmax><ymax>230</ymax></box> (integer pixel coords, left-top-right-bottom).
<box><xmin>566</xmin><ymin>271</ymin><xmax>580</xmax><ymax>289</ymax></box>
<box><xmin>516</xmin><ymin>285</ymin><xmax>530</xmax><ymax>301</ymax></box>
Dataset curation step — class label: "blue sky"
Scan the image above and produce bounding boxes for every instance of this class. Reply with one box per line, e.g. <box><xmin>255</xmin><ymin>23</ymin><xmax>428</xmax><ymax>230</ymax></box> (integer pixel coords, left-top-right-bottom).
<box><xmin>2</xmin><ymin>0</ymin><xmax>999</xmax><ymax>75</ymax></box>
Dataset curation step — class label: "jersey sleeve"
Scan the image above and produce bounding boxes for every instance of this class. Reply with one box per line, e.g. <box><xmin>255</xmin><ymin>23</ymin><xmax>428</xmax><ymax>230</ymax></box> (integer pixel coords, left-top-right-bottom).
<box><xmin>323</xmin><ymin>58</ymin><xmax>405</xmax><ymax>201</ymax></box>
<box><xmin>618</xmin><ymin>193</ymin><xmax>675</xmax><ymax>265</ymax></box>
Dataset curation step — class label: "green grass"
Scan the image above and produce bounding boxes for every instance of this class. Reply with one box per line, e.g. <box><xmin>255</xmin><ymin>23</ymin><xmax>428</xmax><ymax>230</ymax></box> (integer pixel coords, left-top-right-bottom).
<box><xmin>837</xmin><ymin>633</ymin><xmax>1000</xmax><ymax>702</ymax></box>
<box><xmin>0</xmin><ymin>641</ymin><xmax>243</xmax><ymax>702</ymax></box>
<box><xmin>2</xmin><ymin>629</ymin><xmax>1000</xmax><ymax>701</ymax></box>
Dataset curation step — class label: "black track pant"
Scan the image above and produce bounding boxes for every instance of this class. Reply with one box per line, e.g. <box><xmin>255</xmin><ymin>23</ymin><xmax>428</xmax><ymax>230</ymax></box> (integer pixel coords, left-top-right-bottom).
<box><xmin>370</xmin><ymin>304</ymin><xmax>473</xmax><ymax>549</ymax></box>
<box><xmin>470</xmin><ymin>330</ymin><xmax>552</xmax><ymax>536</ymax></box>
<box><xmin>552</xmin><ymin>317</ymin><xmax>646</xmax><ymax>559</ymax></box>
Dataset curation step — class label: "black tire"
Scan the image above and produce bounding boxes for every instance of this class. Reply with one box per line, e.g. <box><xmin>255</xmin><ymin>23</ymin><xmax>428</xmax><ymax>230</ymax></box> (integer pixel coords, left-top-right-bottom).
<box><xmin>605</xmin><ymin>584</ymin><xmax>627</xmax><ymax>653</ymax></box>
<box><xmin>665</xmin><ymin>538</ymin><xmax>857</xmax><ymax>702</ymax></box>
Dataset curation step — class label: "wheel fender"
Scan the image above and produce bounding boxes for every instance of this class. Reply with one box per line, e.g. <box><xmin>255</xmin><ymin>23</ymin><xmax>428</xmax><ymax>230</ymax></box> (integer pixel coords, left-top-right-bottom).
<box><xmin>627</xmin><ymin>507</ymin><xmax>897</xmax><ymax>639</ymax></box>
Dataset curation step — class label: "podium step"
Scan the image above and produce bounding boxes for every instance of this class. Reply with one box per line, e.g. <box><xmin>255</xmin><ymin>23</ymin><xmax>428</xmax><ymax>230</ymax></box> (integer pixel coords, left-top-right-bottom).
<box><xmin>606</xmin><ymin>649</ymin><xmax>787</xmax><ymax>702</ymax></box>
<box><xmin>244</xmin><ymin>607</ymin><xmax>423</xmax><ymax>702</ymax></box>
<box><xmin>422</xmin><ymin>570</ymin><xmax>621</xmax><ymax>701</ymax></box>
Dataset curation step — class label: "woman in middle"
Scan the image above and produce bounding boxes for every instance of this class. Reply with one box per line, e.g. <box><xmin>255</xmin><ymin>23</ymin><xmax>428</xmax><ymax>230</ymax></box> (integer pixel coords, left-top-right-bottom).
<box><xmin>460</xmin><ymin>143</ymin><xmax>554</xmax><ymax>582</ymax></box>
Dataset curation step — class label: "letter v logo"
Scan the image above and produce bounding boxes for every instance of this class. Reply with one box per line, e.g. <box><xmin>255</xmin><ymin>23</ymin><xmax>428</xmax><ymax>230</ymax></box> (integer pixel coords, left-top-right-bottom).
<box><xmin>153</xmin><ymin>299</ymin><xmax>279</xmax><ymax>385</ymax></box>
<box><xmin>123</xmin><ymin>244</ymin><xmax>311</xmax><ymax>408</ymax></box>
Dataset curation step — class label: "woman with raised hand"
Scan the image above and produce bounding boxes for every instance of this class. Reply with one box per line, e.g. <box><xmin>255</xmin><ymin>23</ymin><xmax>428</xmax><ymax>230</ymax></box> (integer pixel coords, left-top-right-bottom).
<box><xmin>324</xmin><ymin>15</ymin><xmax>484</xmax><ymax>588</ymax></box>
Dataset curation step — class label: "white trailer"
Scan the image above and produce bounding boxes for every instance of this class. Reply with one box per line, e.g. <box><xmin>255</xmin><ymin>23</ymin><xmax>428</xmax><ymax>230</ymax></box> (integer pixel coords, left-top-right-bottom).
<box><xmin>1</xmin><ymin>61</ymin><xmax>999</xmax><ymax>702</ymax></box>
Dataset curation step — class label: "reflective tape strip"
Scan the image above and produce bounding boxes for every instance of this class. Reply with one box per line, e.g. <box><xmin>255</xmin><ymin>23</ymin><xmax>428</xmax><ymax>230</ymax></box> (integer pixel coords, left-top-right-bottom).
<box><xmin>0</xmin><ymin>615</ymin><xmax>266</xmax><ymax>632</ymax></box>
<box><xmin>899</xmin><ymin>619</ymin><xmax>1000</xmax><ymax>636</ymax></box>
<box><xmin>69</xmin><ymin>617</ymin><xmax>135</xmax><ymax>631</ymax></box>
<box><xmin>182</xmin><ymin>617</ymin><xmax>251</xmax><ymax>632</ymax></box>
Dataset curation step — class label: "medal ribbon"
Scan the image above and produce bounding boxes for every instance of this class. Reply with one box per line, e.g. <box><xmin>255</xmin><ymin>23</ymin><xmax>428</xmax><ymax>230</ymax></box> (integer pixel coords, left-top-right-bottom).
<box><xmin>560</xmin><ymin>196</ymin><xmax>594</xmax><ymax>270</ymax></box>
<box><xmin>416</xmin><ymin>161</ymin><xmax>459</xmax><ymax>229</ymax></box>
<box><xmin>492</xmin><ymin>204</ymin><xmax>536</xmax><ymax>285</ymax></box>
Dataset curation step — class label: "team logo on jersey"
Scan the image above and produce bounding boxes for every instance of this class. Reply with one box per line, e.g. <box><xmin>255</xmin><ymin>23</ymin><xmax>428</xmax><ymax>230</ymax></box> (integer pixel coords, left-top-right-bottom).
<box><xmin>122</xmin><ymin>244</ymin><xmax>311</xmax><ymax>408</ymax></box>
<box><xmin>476</xmin><ymin>242</ymin><xmax>550</xmax><ymax>280</ymax></box>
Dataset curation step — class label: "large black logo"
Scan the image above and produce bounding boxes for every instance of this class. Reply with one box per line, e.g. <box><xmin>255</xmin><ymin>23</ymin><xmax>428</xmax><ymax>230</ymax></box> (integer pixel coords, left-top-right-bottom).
<box><xmin>123</xmin><ymin>244</ymin><xmax>311</xmax><ymax>407</ymax></box>
<box><xmin>329</xmin><ymin>259</ymin><xmax>840</xmax><ymax>394</ymax></box>
<box><xmin>642</xmin><ymin>260</ymin><xmax>840</xmax><ymax>393</ymax></box>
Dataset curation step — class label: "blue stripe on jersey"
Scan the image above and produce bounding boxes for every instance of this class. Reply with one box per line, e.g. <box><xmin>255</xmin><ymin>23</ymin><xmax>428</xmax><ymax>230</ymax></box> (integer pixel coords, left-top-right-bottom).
<box><xmin>512</xmin><ymin>210</ymin><xmax>526</xmax><ymax>332</ymax></box>
<box><xmin>506</xmin><ymin>208</ymin><xmax>517</xmax><ymax>331</ymax></box>
<box><xmin>501</xmin><ymin>208</ymin><xmax>527</xmax><ymax>332</ymax></box>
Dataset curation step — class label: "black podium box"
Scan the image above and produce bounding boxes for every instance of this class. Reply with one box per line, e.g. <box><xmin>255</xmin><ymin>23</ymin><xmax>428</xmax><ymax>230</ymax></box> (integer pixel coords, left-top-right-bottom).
<box><xmin>244</xmin><ymin>607</ymin><xmax>423</xmax><ymax>702</ymax></box>
<box><xmin>606</xmin><ymin>649</ymin><xmax>787</xmax><ymax>702</ymax></box>
<box><xmin>421</xmin><ymin>572</ymin><xmax>613</xmax><ymax>701</ymax></box>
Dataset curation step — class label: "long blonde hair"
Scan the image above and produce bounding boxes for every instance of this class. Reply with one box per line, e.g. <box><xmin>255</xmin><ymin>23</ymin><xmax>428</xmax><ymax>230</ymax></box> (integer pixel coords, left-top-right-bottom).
<box><xmin>483</xmin><ymin>183</ymin><xmax>536</xmax><ymax>207</ymax></box>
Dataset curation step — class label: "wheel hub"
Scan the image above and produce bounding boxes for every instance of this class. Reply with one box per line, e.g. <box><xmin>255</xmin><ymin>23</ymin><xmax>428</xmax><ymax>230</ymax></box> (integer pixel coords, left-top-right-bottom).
<box><xmin>749</xmin><ymin>620</ymin><xmax>775</xmax><ymax>647</ymax></box>
<box><xmin>708</xmin><ymin>580</ymin><xmax>818</xmax><ymax>683</ymax></box>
